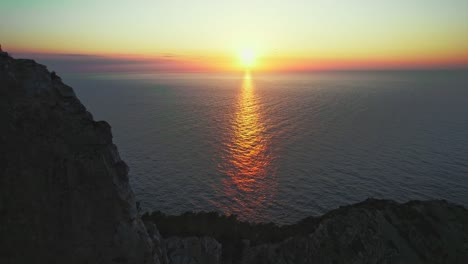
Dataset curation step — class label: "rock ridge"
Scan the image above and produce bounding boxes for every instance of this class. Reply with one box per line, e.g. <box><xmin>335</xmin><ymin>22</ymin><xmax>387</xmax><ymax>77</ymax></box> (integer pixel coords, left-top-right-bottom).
<box><xmin>143</xmin><ymin>198</ymin><xmax>468</xmax><ymax>264</ymax></box>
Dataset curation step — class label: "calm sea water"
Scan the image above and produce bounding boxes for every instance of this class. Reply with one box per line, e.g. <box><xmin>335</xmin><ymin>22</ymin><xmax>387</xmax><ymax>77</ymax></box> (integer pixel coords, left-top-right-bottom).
<box><xmin>65</xmin><ymin>70</ymin><xmax>468</xmax><ymax>224</ymax></box>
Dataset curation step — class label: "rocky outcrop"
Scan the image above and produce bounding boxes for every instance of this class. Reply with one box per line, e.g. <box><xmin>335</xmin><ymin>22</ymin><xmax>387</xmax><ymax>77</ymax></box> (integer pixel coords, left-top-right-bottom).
<box><xmin>239</xmin><ymin>199</ymin><xmax>468</xmax><ymax>264</ymax></box>
<box><xmin>164</xmin><ymin>236</ymin><xmax>222</xmax><ymax>264</ymax></box>
<box><xmin>0</xmin><ymin>52</ymin><xmax>157</xmax><ymax>263</ymax></box>
<box><xmin>144</xmin><ymin>220</ymin><xmax>222</xmax><ymax>264</ymax></box>
<box><xmin>145</xmin><ymin>199</ymin><xmax>468</xmax><ymax>264</ymax></box>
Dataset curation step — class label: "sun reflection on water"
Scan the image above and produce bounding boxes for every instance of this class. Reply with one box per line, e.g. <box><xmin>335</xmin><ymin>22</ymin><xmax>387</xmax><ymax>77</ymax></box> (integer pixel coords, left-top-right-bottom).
<box><xmin>217</xmin><ymin>71</ymin><xmax>277</xmax><ymax>221</ymax></box>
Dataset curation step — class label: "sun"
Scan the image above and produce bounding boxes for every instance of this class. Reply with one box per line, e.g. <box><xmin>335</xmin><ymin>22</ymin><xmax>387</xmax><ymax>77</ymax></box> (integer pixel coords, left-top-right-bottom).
<box><xmin>239</xmin><ymin>50</ymin><xmax>257</xmax><ymax>69</ymax></box>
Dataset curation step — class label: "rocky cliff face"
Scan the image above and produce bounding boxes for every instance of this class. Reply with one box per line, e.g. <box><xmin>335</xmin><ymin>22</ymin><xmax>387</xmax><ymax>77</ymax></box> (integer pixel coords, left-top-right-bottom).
<box><xmin>238</xmin><ymin>199</ymin><xmax>468</xmax><ymax>264</ymax></box>
<box><xmin>0</xmin><ymin>52</ymin><xmax>157</xmax><ymax>263</ymax></box>
<box><xmin>143</xmin><ymin>199</ymin><xmax>468</xmax><ymax>264</ymax></box>
<box><xmin>1</xmin><ymin>52</ymin><xmax>467</xmax><ymax>264</ymax></box>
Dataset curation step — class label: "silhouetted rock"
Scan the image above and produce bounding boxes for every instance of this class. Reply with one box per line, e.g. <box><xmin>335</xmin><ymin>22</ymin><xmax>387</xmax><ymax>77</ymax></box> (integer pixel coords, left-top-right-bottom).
<box><xmin>0</xmin><ymin>52</ymin><xmax>157</xmax><ymax>263</ymax></box>
<box><xmin>164</xmin><ymin>236</ymin><xmax>222</xmax><ymax>264</ymax></box>
<box><xmin>240</xmin><ymin>199</ymin><xmax>468</xmax><ymax>263</ymax></box>
<box><xmin>144</xmin><ymin>199</ymin><xmax>468</xmax><ymax>264</ymax></box>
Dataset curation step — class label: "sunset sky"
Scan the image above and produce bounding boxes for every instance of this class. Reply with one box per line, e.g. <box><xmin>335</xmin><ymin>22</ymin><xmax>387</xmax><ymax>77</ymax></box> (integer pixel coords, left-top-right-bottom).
<box><xmin>1</xmin><ymin>0</ymin><xmax>468</xmax><ymax>71</ymax></box>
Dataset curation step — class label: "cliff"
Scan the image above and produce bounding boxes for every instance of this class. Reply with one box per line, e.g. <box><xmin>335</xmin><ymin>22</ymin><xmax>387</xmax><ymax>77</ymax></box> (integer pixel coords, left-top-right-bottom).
<box><xmin>0</xmin><ymin>51</ymin><xmax>157</xmax><ymax>263</ymax></box>
<box><xmin>144</xmin><ymin>199</ymin><xmax>468</xmax><ymax>264</ymax></box>
<box><xmin>0</xmin><ymin>52</ymin><xmax>467</xmax><ymax>264</ymax></box>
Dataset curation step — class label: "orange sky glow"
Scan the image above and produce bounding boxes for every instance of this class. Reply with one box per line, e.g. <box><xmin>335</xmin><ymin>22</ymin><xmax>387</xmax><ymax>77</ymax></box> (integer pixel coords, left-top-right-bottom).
<box><xmin>2</xmin><ymin>0</ymin><xmax>467</xmax><ymax>72</ymax></box>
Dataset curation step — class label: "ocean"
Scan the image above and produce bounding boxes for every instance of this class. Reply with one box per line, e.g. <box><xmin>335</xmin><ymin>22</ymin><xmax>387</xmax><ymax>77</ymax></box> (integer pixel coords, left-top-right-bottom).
<box><xmin>64</xmin><ymin>70</ymin><xmax>468</xmax><ymax>224</ymax></box>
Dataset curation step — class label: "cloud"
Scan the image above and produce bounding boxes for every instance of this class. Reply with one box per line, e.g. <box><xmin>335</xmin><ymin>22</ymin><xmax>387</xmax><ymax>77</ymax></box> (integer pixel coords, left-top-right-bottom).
<box><xmin>9</xmin><ymin>52</ymin><xmax>213</xmax><ymax>74</ymax></box>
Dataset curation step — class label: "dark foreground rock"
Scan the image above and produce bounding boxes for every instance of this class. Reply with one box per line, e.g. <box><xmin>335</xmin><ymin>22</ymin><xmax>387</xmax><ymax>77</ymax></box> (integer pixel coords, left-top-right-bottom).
<box><xmin>242</xmin><ymin>199</ymin><xmax>468</xmax><ymax>264</ymax></box>
<box><xmin>0</xmin><ymin>52</ymin><xmax>157</xmax><ymax>263</ymax></box>
<box><xmin>0</xmin><ymin>52</ymin><xmax>467</xmax><ymax>263</ymax></box>
<box><xmin>144</xmin><ymin>199</ymin><xmax>468</xmax><ymax>264</ymax></box>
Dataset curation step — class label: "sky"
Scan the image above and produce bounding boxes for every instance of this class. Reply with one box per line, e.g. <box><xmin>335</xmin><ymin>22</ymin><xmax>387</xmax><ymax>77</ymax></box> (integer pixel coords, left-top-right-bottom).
<box><xmin>1</xmin><ymin>0</ymin><xmax>468</xmax><ymax>71</ymax></box>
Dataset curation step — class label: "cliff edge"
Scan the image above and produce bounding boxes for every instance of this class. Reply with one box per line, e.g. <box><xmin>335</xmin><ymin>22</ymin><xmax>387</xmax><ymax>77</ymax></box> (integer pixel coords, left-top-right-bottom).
<box><xmin>0</xmin><ymin>52</ymin><xmax>157</xmax><ymax>263</ymax></box>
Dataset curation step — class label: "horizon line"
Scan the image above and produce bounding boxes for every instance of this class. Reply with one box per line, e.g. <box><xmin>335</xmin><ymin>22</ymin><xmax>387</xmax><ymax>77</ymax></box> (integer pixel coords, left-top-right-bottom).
<box><xmin>6</xmin><ymin>49</ymin><xmax>468</xmax><ymax>73</ymax></box>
